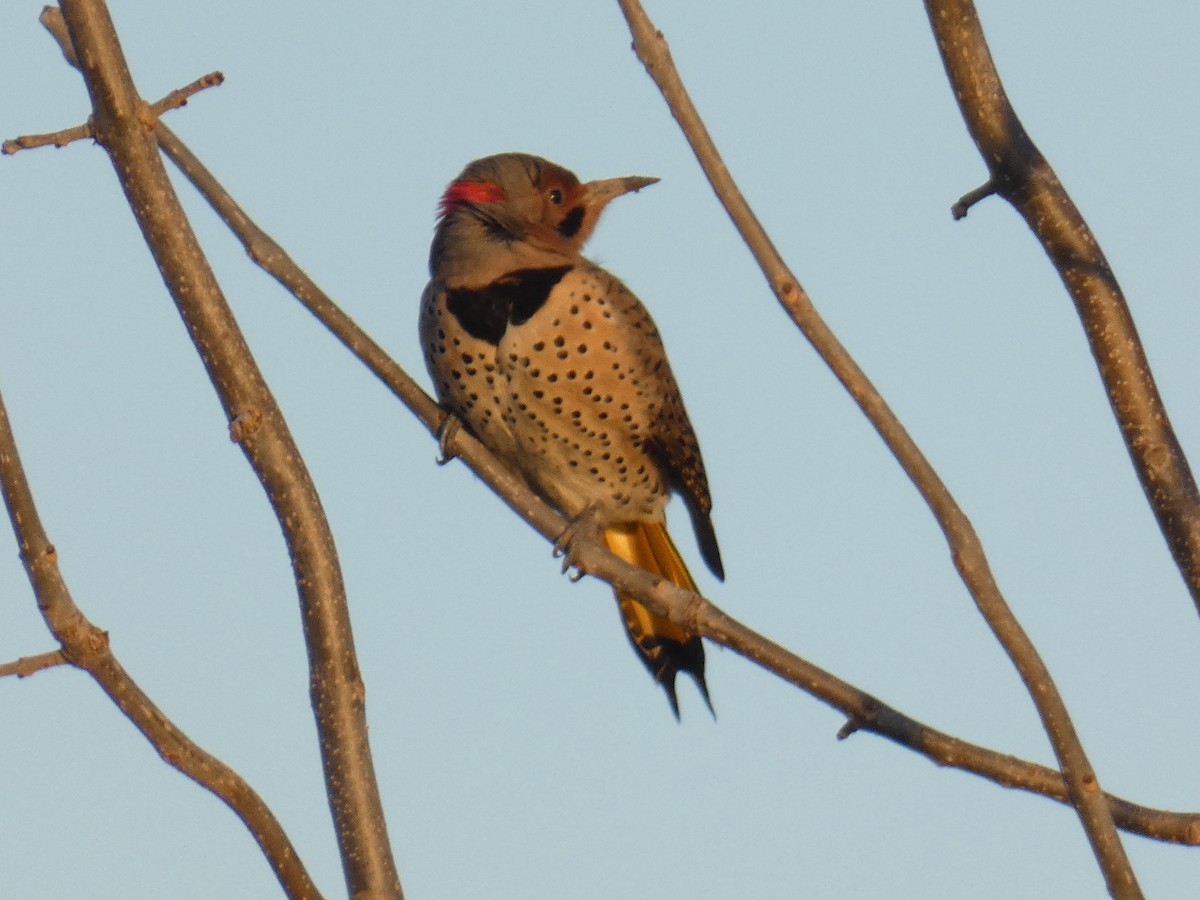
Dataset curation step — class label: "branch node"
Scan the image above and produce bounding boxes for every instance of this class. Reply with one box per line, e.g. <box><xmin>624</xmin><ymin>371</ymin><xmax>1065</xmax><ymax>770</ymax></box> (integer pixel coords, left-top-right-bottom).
<box><xmin>774</xmin><ymin>278</ymin><xmax>800</xmax><ymax>302</ymax></box>
<box><xmin>229</xmin><ymin>406</ymin><xmax>264</xmax><ymax>444</ymax></box>
<box><xmin>59</xmin><ymin>622</ymin><xmax>110</xmax><ymax>669</ymax></box>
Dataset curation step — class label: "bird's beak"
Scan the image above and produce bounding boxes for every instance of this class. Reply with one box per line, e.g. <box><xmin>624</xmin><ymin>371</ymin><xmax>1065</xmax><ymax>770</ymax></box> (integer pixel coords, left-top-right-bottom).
<box><xmin>582</xmin><ymin>175</ymin><xmax>660</xmax><ymax>209</ymax></box>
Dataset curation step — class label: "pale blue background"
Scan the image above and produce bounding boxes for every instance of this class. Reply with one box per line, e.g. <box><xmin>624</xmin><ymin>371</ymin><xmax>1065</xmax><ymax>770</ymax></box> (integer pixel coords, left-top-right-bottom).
<box><xmin>2</xmin><ymin>2</ymin><xmax>1198</xmax><ymax>897</ymax></box>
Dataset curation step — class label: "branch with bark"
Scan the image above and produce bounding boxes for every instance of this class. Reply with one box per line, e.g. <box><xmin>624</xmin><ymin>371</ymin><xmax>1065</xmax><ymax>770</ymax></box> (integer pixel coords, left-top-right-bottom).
<box><xmin>5</xmin><ymin>2</ymin><xmax>401</xmax><ymax>896</ymax></box>
<box><xmin>0</xmin><ymin>388</ymin><xmax>322</xmax><ymax>899</ymax></box>
<box><xmin>615</xmin><ymin>1</ymin><xmax>1146</xmax><ymax>896</ymax></box>
<box><xmin>42</xmin><ymin>0</ymin><xmax>1194</xmax><ymax>853</ymax></box>
<box><xmin>3</xmin><ymin>3</ymin><xmax>1197</xmax><ymax>898</ymax></box>
<box><xmin>925</xmin><ymin>0</ymin><xmax>1200</xmax><ymax>622</ymax></box>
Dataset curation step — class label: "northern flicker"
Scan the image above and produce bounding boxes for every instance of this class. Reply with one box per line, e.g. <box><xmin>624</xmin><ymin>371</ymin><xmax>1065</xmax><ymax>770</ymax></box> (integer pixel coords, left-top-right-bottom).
<box><xmin>420</xmin><ymin>152</ymin><xmax>723</xmax><ymax>717</ymax></box>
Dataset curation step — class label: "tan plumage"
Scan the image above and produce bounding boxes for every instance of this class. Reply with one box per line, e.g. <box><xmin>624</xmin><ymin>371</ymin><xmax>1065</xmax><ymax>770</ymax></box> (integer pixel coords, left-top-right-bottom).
<box><xmin>420</xmin><ymin>153</ymin><xmax>723</xmax><ymax>716</ymax></box>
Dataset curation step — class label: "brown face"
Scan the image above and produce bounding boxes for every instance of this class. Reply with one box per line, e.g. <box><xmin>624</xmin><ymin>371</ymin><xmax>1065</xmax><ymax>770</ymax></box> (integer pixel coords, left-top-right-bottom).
<box><xmin>526</xmin><ymin>161</ymin><xmax>593</xmax><ymax>249</ymax></box>
<box><xmin>527</xmin><ymin>164</ymin><xmax>661</xmax><ymax>251</ymax></box>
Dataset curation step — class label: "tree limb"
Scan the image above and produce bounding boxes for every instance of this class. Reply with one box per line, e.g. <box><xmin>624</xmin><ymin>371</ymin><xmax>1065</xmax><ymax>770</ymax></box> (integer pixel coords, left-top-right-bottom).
<box><xmin>0</xmin><ymin>389</ymin><xmax>323</xmax><ymax>900</ymax></box>
<box><xmin>614</xmin><ymin>1</ymin><xmax>1143</xmax><ymax>896</ymax></box>
<box><xmin>111</xmin><ymin>28</ymin><xmax>1200</xmax><ymax>848</ymax></box>
<box><xmin>925</xmin><ymin>0</ymin><xmax>1200</xmax><ymax>618</ymax></box>
<box><xmin>30</xmin><ymin>0</ymin><xmax>1198</xmax><ymax>869</ymax></box>
<box><xmin>49</xmin><ymin>2</ymin><xmax>401</xmax><ymax>896</ymax></box>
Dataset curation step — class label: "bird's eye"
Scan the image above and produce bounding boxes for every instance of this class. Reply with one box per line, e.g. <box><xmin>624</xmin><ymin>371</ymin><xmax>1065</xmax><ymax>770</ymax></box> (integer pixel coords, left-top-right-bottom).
<box><xmin>548</xmin><ymin>188</ymin><xmax>564</xmax><ymax>205</ymax></box>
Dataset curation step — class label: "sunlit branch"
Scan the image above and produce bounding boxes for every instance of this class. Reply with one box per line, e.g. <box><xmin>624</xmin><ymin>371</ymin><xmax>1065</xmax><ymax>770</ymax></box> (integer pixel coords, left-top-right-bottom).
<box><xmin>926</xmin><ymin>0</ymin><xmax>1200</xmax><ymax>619</ymax></box>
<box><xmin>63</xmin><ymin>6</ymin><xmax>1200</xmax><ymax>849</ymax></box>
<box><xmin>615</xmin><ymin>1</ymin><xmax>1141</xmax><ymax>896</ymax></box>
<box><xmin>44</xmin><ymin>2</ymin><xmax>401</xmax><ymax>896</ymax></box>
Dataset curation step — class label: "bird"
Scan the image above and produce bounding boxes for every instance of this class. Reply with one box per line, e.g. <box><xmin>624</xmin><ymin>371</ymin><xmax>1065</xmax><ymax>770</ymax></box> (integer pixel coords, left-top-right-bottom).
<box><xmin>419</xmin><ymin>152</ymin><xmax>723</xmax><ymax>717</ymax></box>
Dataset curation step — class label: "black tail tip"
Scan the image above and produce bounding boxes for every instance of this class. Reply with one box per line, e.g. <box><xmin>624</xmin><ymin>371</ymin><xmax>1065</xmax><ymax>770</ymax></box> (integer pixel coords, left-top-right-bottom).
<box><xmin>660</xmin><ymin>670</ymin><xmax>715</xmax><ymax>721</ymax></box>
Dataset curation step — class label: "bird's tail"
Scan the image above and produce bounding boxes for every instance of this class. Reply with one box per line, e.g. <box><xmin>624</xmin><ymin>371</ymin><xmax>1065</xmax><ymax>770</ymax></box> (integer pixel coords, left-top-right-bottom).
<box><xmin>602</xmin><ymin>521</ymin><xmax>713</xmax><ymax>719</ymax></box>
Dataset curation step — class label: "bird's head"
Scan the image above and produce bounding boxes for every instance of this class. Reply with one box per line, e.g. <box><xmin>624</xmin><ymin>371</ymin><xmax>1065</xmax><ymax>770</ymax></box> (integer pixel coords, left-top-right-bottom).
<box><xmin>430</xmin><ymin>153</ymin><xmax>658</xmax><ymax>284</ymax></box>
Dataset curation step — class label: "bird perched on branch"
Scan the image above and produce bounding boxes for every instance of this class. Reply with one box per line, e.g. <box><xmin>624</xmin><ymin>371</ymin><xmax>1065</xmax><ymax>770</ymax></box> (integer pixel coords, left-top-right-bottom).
<box><xmin>420</xmin><ymin>153</ymin><xmax>723</xmax><ymax>717</ymax></box>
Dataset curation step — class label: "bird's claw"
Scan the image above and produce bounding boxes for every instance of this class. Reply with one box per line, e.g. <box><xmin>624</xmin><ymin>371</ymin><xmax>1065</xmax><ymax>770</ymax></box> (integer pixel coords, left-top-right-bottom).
<box><xmin>435</xmin><ymin>413</ymin><xmax>462</xmax><ymax>465</ymax></box>
<box><xmin>553</xmin><ymin>506</ymin><xmax>603</xmax><ymax>580</ymax></box>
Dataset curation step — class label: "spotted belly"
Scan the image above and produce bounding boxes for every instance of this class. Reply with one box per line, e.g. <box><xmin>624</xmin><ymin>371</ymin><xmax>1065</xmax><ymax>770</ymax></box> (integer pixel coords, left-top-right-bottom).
<box><xmin>496</xmin><ymin>266</ymin><xmax>670</xmax><ymax>523</ymax></box>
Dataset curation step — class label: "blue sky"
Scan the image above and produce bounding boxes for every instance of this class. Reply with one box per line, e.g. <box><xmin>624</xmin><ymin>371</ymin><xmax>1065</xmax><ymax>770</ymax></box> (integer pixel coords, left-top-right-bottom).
<box><xmin>2</xmin><ymin>2</ymin><xmax>1199</xmax><ymax>897</ymax></box>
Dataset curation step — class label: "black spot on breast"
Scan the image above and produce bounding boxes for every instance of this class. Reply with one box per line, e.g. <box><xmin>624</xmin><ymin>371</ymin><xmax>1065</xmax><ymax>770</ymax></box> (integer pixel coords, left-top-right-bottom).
<box><xmin>445</xmin><ymin>266</ymin><xmax>573</xmax><ymax>344</ymax></box>
<box><xmin>557</xmin><ymin>206</ymin><xmax>585</xmax><ymax>238</ymax></box>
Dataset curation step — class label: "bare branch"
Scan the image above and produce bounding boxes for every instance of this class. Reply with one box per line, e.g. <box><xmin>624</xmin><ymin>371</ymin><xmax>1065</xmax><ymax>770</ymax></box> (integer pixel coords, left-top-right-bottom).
<box><xmin>3</xmin><ymin>62</ymin><xmax>219</xmax><ymax>157</ymax></box>
<box><xmin>0</xmin><ymin>389</ymin><xmax>323</xmax><ymax>900</ymax></box>
<box><xmin>614</xmin><ymin>1</ymin><xmax>1141</xmax><ymax>895</ymax></box>
<box><xmin>32</xmin><ymin>0</ymin><xmax>1195</xmax><ymax>869</ymax></box>
<box><xmin>146</xmin><ymin>70</ymin><xmax>224</xmax><ymax>119</ymax></box>
<box><xmin>926</xmin><ymin>0</ymin><xmax>1200</xmax><ymax>619</ymax></box>
<box><xmin>134</xmin><ymin>45</ymin><xmax>1200</xmax><ymax>848</ymax></box>
<box><xmin>3</xmin><ymin>69</ymin><xmax>222</xmax><ymax>156</ymax></box>
<box><xmin>2</xmin><ymin>119</ymin><xmax>93</xmax><ymax>154</ymax></box>
<box><xmin>0</xmin><ymin>649</ymin><xmax>68</xmax><ymax>678</ymax></box>
<box><xmin>952</xmin><ymin>178</ymin><xmax>999</xmax><ymax>220</ymax></box>
<box><xmin>49</xmin><ymin>2</ymin><xmax>400</xmax><ymax>896</ymax></box>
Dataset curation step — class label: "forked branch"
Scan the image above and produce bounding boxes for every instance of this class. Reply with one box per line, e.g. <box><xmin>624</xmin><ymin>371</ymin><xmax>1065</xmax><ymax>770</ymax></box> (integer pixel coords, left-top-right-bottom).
<box><xmin>74</xmin><ymin>13</ymin><xmax>1200</xmax><ymax>850</ymax></box>
<box><xmin>926</xmin><ymin>0</ymin><xmax>1200</xmax><ymax>617</ymax></box>
<box><xmin>43</xmin><ymin>2</ymin><xmax>401</xmax><ymax>896</ymax></box>
<box><xmin>20</xmin><ymin>9</ymin><xmax>1197</xmax><ymax>894</ymax></box>
<box><xmin>0</xmin><ymin>390</ymin><xmax>322</xmax><ymax>900</ymax></box>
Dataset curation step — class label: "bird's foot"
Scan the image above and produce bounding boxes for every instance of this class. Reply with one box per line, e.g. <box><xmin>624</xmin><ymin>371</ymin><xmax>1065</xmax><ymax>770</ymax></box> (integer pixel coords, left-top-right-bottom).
<box><xmin>553</xmin><ymin>506</ymin><xmax>603</xmax><ymax>582</ymax></box>
<box><xmin>435</xmin><ymin>412</ymin><xmax>462</xmax><ymax>466</ymax></box>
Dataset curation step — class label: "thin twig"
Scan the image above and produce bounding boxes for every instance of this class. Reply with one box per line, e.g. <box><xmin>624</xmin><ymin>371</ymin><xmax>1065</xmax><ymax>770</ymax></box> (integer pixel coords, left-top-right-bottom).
<box><xmin>133</xmin><ymin>31</ymin><xmax>1200</xmax><ymax>848</ymax></box>
<box><xmin>614</xmin><ymin>1</ymin><xmax>1141</xmax><ymax>896</ymax></box>
<box><xmin>951</xmin><ymin>178</ymin><xmax>998</xmax><ymax>219</ymax></box>
<box><xmin>0</xmin><ymin>649</ymin><xmax>69</xmax><ymax>678</ymax></box>
<box><xmin>2</xmin><ymin>119</ymin><xmax>93</xmax><ymax>155</ymax></box>
<box><xmin>147</xmin><ymin>70</ymin><xmax>224</xmax><ymax>119</ymax></box>
<box><xmin>0</xmin><ymin>389</ymin><xmax>323</xmax><ymax>900</ymax></box>
<box><xmin>51</xmin><ymin>2</ymin><xmax>400</xmax><ymax>896</ymax></box>
<box><xmin>926</xmin><ymin>0</ymin><xmax>1200</xmax><ymax>619</ymax></box>
<box><xmin>3</xmin><ymin>69</ymin><xmax>222</xmax><ymax>156</ymax></box>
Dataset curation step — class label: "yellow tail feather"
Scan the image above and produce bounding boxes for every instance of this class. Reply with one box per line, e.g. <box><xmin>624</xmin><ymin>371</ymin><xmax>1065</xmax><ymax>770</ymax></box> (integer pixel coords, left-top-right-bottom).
<box><xmin>602</xmin><ymin>522</ymin><xmax>712</xmax><ymax>718</ymax></box>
